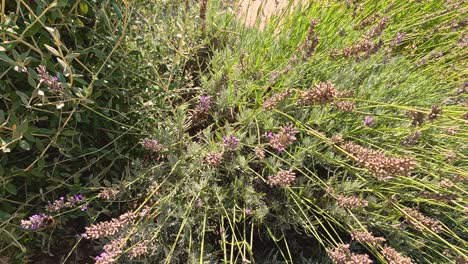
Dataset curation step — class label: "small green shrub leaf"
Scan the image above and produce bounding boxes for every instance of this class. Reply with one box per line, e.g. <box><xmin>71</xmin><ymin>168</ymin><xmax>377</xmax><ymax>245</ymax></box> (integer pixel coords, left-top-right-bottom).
<box><xmin>65</xmin><ymin>53</ymin><xmax>80</xmax><ymax>61</ymax></box>
<box><xmin>112</xmin><ymin>3</ymin><xmax>123</xmax><ymax>19</ymax></box>
<box><xmin>0</xmin><ymin>211</ymin><xmax>11</xmax><ymax>221</ymax></box>
<box><xmin>15</xmin><ymin>91</ymin><xmax>29</xmax><ymax>105</ymax></box>
<box><xmin>19</xmin><ymin>140</ymin><xmax>31</xmax><ymax>151</ymax></box>
<box><xmin>0</xmin><ymin>53</ymin><xmax>16</xmax><ymax>66</ymax></box>
<box><xmin>79</xmin><ymin>2</ymin><xmax>89</xmax><ymax>15</ymax></box>
<box><xmin>5</xmin><ymin>183</ymin><xmax>17</xmax><ymax>195</ymax></box>
<box><xmin>44</xmin><ymin>44</ymin><xmax>61</xmax><ymax>57</ymax></box>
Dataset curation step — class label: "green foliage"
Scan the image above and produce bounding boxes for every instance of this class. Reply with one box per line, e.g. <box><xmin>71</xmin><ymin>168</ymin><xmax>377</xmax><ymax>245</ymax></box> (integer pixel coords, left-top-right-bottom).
<box><xmin>0</xmin><ymin>0</ymin><xmax>145</xmax><ymax>261</ymax></box>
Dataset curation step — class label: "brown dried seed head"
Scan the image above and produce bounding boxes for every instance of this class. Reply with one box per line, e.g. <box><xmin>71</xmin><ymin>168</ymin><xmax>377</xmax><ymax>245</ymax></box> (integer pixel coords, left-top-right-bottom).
<box><xmin>267</xmin><ymin>125</ymin><xmax>298</xmax><ymax>152</ymax></box>
<box><xmin>355</xmin><ymin>13</ymin><xmax>381</xmax><ymax>29</ymax></box>
<box><xmin>336</xmin><ymin>194</ymin><xmax>368</xmax><ymax>209</ymax></box>
<box><xmin>199</xmin><ymin>0</ymin><xmax>208</xmax><ymax>21</ymax></box>
<box><xmin>331</xmin><ymin>134</ymin><xmax>344</xmax><ymax>145</ymax></box>
<box><xmin>299</xmin><ymin>81</ymin><xmax>337</xmax><ymax>105</ymax></box>
<box><xmin>445</xmin><ymin>151</ymin><xmax>456</xmax><ymax>162</ymax></box>
<box><xmin>205</xmin><ymin>152</ymin><xmax>223</xmax><ymax>167</ymax></box>
<box><xmin>262</xmin><ymin>89</ymin><xmax>291</xmax><ymax>110</ymax></box>
<box><xmin>351</xmin><ymin>230</ymin><xmax>386</xmax><ymax>246</ymax></box>
<box><xmin>340</xmin><ymin>141</ymin><xmax>417</xmax><ymax>180</ymax></box>
<box><xmin>428</xmin><ymin>105</ymin><xmax>442</xmax><ymax>121</ymax></box>
<box><xmin>129</xmin><ymin>240</ymin><xmax>151</xmax><ymax>259</ymax></box>
<box><xmin>82</xmin><ymin>212</ymin><xmax>137</xmax><ymax>240</ymax></box>
<box><xmin>366</xmin><ymin>17</ymin><xmax>390</xmax><ymax>38</ymax></box>
<box><xmin>98</xmin><ymin>188</ymin><xmax>120</xmax><ymax>200</ymax></box>
<box><xmin>403</xmin><ymin>208</ymin><xmax>443</xmax><ymax>233</ymax></box>
<box><xmin>254</xmin><ymin>146</ymin><xmax>265</xmax><ymax>160</ymax></box>
<box><xmin>407</xmin><ymin>110</ymin><xmax>425</xmax><ymax>126</ymax></box>
<box><xmin>381</xmin><ymin>246</ymin><xmax>414</xmax><ymax>264</ymax></box>
<box><xmin>328</xmin><ymin>243</ymin><xmax>373</xmax><ymax>264</ymax></box>
<box><xmin>401</xmin><ymin>131</ymin><xmax>421</xmax><ymax>146</ymax></box>
<box><xmin>334</xmin><ymin>100</ymin><xmax>356</xmax><ymax>112</ymax></box>
<box><xmin>267</xmin><ymin>169</ymin><xmax>296</xmax><ymax>187</ymax></box>
<box><xmin>439</xmin><ymin>179</ymin><xmax>454</xmax><ymax>189</ymax></box>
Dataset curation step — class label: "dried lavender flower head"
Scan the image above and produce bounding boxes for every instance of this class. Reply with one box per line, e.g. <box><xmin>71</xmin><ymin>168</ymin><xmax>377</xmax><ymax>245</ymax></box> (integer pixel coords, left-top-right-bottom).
<box><xmin>267</xmin><ymin>125</ymin><xmax>298</xmax><ymax>152</ymax></box>
<box><xmin>254</xmin><ymin>146</ymin><xmax>265</xmax><ymax>159</ymax></box>
<box><xmin>328</xmin><ymin>243</ymin><xmax>373</xmax><ymax>264</ymax></box>
<box><xmin>403</xmin><ymin>208</ymin><xmax>443</xmax><ymax>233</ymax></box>
<box><xmin>335</xmin><ymin>194</ymin><xmax>368</xmax><ymax>209</ymax></box>
<box><xmin>445</xmin><ymin>151</ymin><xmax>456</xmax><ymax>162</ymax></box>
<box><xmin>328</xmin><ymin>244</ymin><xmax>350</xmax><ymax>264</ymax></box>
<box><xmin>46</xmin><ymin>194</ymin><xmax>86</xmax><ymax>212</ymax></box>
<box><xmin>205</xmin><ymin>151</ymin><xmax>223</xmax><ymax>167</ymax></box>
<box><xmin>98</xmin><ymin>188</ymin><xmax>120</xmax><ymax>200</ymax></box>
<box><xmin>262</xmin><ymin>89</ymin><xmax>291</xmax><ymax>110</ymax></box>
<box><xmin>299</xmin><ymin>81</ymin><xmax>338</xmax><ymax>105</ymax></box>
<box><xmin>340</xmin><ymin>140</ymin><xmax>417</xmax><ymax>180</ymax></box>
<box><xmin>366</xmin><ymin>16</ymin><xmax>390</xmax><ymax>38</ymax></box>
<box><xmin>129</xmin><ymin>240</ymin><xmax>151</xmax><ymax>259</ymax></box>
<box><xmin>334</xmin><ymin>100</ymin><xmax>356</xmax><ymax>112</ymax></box>
<box><xmin>391</xmin><ymin>32</ymin><xmax>406</xmax><ymax>46</ymax></box>
<box><xmin>142</xmin><ymin>138</ymin><xmax>164</xmax><ymax>152</ymax></box>
<box><xmin>330</xmin><ymin>134</ymin><xmax>344</xmax><ymax>145</ymax></box>
<box><xmin>381</xmin><ymin>246</ymin><xmax>414</xmax><ymax>264</ymax></box>
<box><xmin>428</xmin><ymin>105</ymin><xmax>442</xmax><ymax>121</ymax></box>
<box><xmin>351</xmin><ymin>230</ymin><xmax>386</xmax><ymax>246</ymax></box>
<box><xmin>222</xmin><ymin>134</ymin><xmax>240</xmax><ymax>150</ymax></box>
<box><xmin>439</xmin><ymin>179</ymin><xmax>454</xmax><ymax>188</ymax></box>
<box><xmin>406</xmin><ymin>110</ymin><xmax>425</xmax><ymax>126</ymax></box>
<box><xmin>267</xmin><ymin>169</ymin><xmax>296</xmax><ymax>187</ymax></box>
<box><xmin>401</xmin><ymin>131</ymin><xmax>421</xmax><ymax>146</ymax></box>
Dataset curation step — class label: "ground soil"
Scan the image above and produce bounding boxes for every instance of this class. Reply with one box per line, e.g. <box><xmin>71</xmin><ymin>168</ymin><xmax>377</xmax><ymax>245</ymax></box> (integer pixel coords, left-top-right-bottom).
<box><xmin>237</xmin><ymin>0</ymin><xmax>300</xmax><ymax>29</ymax></box>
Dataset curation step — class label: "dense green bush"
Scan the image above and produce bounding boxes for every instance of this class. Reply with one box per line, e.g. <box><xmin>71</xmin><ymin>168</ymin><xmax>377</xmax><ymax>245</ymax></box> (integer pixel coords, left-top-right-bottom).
<box><xmin>0</xmin><ymin>0</ymin><xmax>146</xmax><ymax>262</ymax></box>
<box><xmin>1</xmin><ymin>0</ymin><xmax>467</xmax><ymax>263</ymax></box>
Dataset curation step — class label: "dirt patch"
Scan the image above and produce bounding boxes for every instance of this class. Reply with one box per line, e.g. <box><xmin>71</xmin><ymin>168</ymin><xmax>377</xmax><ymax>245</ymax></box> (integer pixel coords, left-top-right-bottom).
<box><xmin>237</xmin><ymin>0</ymin><xmax>300</xmax><ymax>29</ymax></box>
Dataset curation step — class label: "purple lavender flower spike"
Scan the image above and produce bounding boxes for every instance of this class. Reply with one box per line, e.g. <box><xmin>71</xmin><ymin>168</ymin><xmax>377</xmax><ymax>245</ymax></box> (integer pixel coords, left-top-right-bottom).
<box><xmin>36</xmin><ymin>65</ymin><xmax>63</xmax><ymax>93</ymax></box>
<box><xmin>197</xmin><ymin>95</ymin><xmax>213</xmax><ymax>112</ymax></box>
<box><xmin>223</xmin><ymin>134</ymin><xmax>240</xmax><ymax>151</ymax></box>
<box><xmin>74</xmin><ymin>194</ymin><xmax>84</xmax><ymax>202</ymax></box>
<box><xmin>20</xmin><ymin>214</ymin><xmax>52</xmax><ymax>231</ymax></box>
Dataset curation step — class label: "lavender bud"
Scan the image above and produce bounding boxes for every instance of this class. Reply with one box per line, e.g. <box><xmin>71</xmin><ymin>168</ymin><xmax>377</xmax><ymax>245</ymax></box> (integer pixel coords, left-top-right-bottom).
<box><xmin>222</xmin><ymin>134</ymin><xmax>240</xmax><ymax>150</ymax></box>
<box><xmin>364</xmin><ymin>116</ymin><xmax>375</xmax><ymax>126</ymax></box>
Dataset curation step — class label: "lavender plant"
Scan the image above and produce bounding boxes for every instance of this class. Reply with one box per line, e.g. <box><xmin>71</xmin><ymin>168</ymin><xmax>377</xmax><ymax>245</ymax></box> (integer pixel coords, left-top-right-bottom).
<box><xmin>4</xmin><ymin>0</ymin><xmax>468</xmax><ymax>263</ymax></box>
